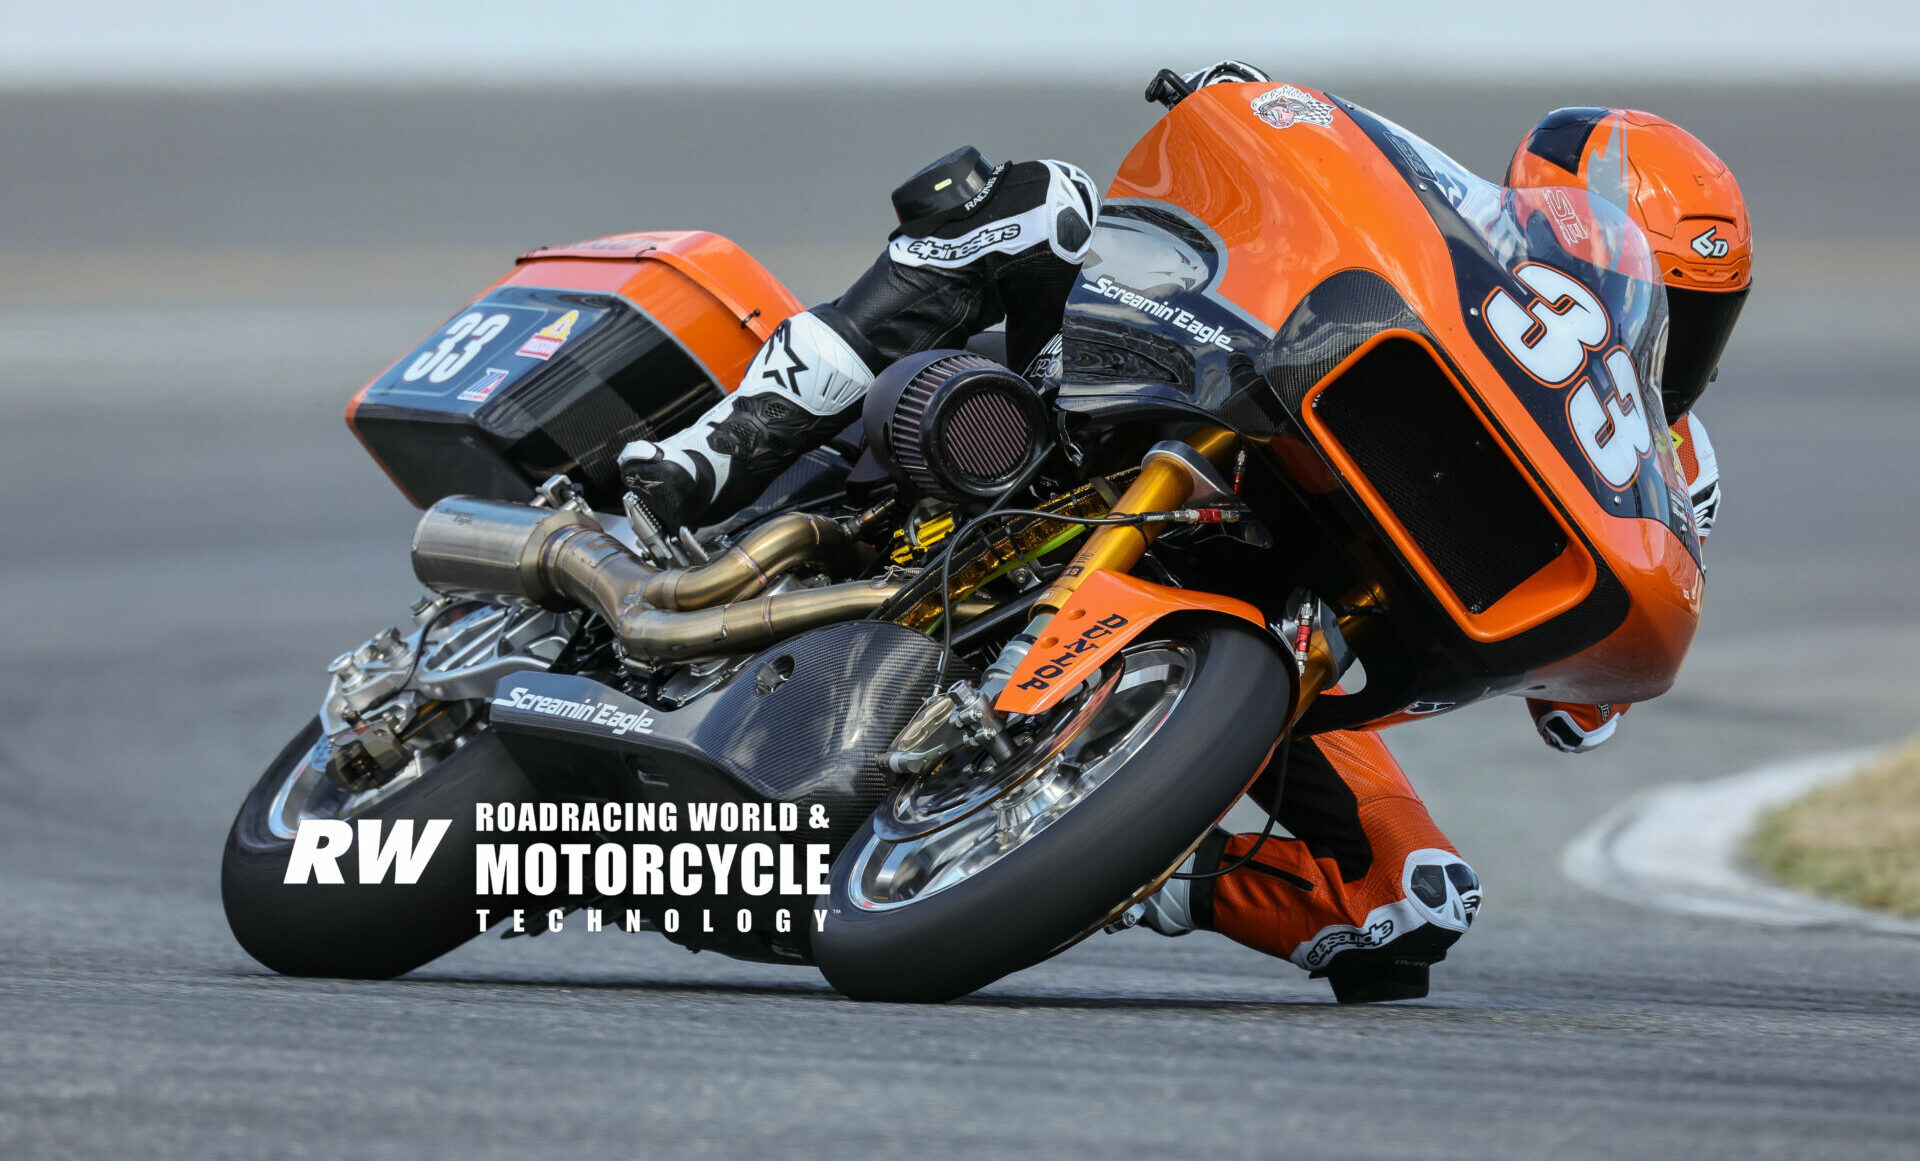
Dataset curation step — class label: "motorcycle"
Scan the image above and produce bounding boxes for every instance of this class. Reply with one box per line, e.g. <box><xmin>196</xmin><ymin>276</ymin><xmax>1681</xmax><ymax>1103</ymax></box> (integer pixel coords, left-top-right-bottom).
<box><xmin>221</xmin><ymin>74</ymin><xmax>1703</xmax><ymax>1001</ymax></box>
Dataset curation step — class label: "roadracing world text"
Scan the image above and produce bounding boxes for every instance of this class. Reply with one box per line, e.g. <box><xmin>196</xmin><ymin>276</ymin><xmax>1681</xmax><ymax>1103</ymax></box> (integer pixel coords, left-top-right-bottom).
<box><xmin>279</xmin><ymin>801</ymin><xmax>835</xmax><ymax>937</ymax></box>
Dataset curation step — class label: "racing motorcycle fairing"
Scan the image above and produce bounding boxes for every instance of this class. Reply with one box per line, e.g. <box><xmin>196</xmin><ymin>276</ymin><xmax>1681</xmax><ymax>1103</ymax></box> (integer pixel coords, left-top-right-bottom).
<box><xmin>1054</xmin><ymin>82</ymin><xmax>1702</xmax><ymax>710</ymax></box>
<box><xmin>346</xmin><ymin>231</ymin><xmax>801</xmax><ymax>510</ymax></box>
<box><xmin>992</xmin><ymin>569</ymin><xmax>1282</xmax><ymax>717</ymax></box>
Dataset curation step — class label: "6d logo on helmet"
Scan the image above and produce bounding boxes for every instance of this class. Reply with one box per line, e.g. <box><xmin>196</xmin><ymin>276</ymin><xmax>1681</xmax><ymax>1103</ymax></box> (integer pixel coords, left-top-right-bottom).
<box><xmin>1690</xmin><ymin>226</ymin><xmax>1731</xmax><ymax>259</ymax></box>
<box><xmin>1014</xmin><ymin>614</ymin><xmax>1130</xmax><ymax>692</ymax></box>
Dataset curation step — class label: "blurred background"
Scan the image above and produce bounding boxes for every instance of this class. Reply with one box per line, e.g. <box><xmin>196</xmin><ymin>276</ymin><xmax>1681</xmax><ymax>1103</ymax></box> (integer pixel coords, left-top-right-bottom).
<box><xmin>7</xmin><ymin>0</ymin><xmax>1917</xmax><ymax>713</ymax></box>
<box><xmin>8</xmin><ymin>0</ymin><xmax>1920</xmax><ymax>412</ymax></box>
<box><xmin>5</xmin><ymin>3</ymin><xmax>1920</xmax><ymax>1157</ymax></box>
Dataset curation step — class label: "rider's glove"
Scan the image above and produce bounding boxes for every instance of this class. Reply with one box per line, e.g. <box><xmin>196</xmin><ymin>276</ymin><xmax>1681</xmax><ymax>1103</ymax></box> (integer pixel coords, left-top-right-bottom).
<box><xmin>1691</xmin><ymin>477</ymin><xmax>1722</xmax><ymax>538</ymax></box>
<box><xmin>1671</xmin><ymin>413</ymin><xmax>1721</xmax><ymax>539</ymax></box>
<box><xmin>1180</xmin><ymin>60</ymin><xmax>1271</xmax><ymax>89</ymax></box>
<box><xmin>1526</xmin><ymin>700</ymin><xmax>1630</xmax><ymax>754</ymax></box>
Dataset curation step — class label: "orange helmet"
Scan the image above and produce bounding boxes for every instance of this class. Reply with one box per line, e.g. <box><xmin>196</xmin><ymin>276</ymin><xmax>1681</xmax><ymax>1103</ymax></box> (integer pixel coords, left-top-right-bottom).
<box><xmin>1506</xmin><ymin>108</ymin><xmax>1750</xmax><ymax>418</ymax></box>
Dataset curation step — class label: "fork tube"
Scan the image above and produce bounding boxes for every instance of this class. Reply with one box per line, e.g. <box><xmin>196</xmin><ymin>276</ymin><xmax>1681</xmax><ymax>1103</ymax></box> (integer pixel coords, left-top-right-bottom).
<box><xmin>1031</xmin><ymin>426</ymin><xmax>1238</xmax><ymax>617</ymax></box>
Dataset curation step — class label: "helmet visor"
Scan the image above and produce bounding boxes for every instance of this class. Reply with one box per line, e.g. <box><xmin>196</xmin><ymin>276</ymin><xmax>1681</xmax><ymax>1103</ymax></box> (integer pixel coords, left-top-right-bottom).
<box><xmin>1661</xmin><ymin>284</ymin><xmax>1748</xmax><ymax>418</ymax></box>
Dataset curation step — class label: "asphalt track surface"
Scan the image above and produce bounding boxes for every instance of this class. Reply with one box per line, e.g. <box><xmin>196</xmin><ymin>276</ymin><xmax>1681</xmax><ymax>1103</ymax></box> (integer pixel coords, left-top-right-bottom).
<box><xmin>4</xmin><ymin>81</ymin><xmax>1919</xmax><ymax>1159</ymax></box>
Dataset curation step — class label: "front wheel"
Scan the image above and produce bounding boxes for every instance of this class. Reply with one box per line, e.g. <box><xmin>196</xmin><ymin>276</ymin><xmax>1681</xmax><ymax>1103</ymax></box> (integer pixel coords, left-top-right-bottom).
<box><xmin>813</xmin><ymin>614</ymin><xmax>1294</xmax><ymax>1002</ymax></box>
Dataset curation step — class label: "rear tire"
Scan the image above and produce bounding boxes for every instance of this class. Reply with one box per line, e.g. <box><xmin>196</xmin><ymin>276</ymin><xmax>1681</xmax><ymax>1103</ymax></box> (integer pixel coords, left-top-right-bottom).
<box><xmin>221</xmin><ymin>719</ymin><xmax>539</xmax><ymax>979</ymax></box>
<box><xmin>814</xmin><ymin>614</ymin><xmax>1292</xmax><ymax>1002</ymax></box>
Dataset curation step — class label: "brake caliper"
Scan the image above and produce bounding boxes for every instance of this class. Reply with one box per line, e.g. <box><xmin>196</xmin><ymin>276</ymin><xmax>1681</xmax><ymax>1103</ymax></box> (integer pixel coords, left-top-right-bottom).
<box><xmin>877</xmin><ymin>680</ymin><xmax>1017</xmax><ymax>776</ymax></box>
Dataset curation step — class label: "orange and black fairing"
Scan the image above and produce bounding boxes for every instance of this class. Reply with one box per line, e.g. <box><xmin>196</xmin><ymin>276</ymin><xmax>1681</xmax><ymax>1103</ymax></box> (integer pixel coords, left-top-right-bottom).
<box><xmin>345</xmin><ymin>231</ymin><xmax>800</xmax><ymax>510</ymax></box>
<box><xmin>1053</xmin><ymin>83</ymin><xmax>1703</xmax><ymax>719</ymax></box>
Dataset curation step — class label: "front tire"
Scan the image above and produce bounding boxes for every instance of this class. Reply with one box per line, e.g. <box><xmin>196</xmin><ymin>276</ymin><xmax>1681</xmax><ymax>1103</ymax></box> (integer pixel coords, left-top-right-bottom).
<box><xmin>221</xmin><ymin>718</ymin><xmax>539</xmax><ymax>979</ymax></box>
<box><xmin>814</xmin><ymin>614</ymin><xmax>1293</xmax><ymax>1002</ymax></box>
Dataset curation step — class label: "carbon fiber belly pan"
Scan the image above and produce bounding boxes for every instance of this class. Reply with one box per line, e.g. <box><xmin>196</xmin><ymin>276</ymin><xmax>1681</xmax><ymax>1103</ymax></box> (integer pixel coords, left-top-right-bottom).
<box><xmin>488</xmin><ymin>620</ymin><xmax>941</xmax><ymax>850</ymax></box>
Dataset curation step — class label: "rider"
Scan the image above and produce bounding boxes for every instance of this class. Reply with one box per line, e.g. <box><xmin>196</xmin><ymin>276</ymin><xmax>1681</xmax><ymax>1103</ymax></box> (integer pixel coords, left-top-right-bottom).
<box><xmin>1505</xmin><ymin>107</ymin><xmax>1751</xmax><ymax>753</ymax></box>
<box><xmin>618</xmin><ymin>75</ymin><xmax>1751</xmax><ymax>1003</ymax></box>
<box><xmin>1132</xmin><ymin>105</ymin><xmax>1751</xmax><ymax>1002</ymax></box>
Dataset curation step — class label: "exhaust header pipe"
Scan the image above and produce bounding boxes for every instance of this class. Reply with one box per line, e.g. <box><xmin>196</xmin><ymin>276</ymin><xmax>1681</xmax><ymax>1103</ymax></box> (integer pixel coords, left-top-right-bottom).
<box><xmin>410</xmin><ymin>497</ymin><xmax>899</xmax><ymax>662</ymax></box>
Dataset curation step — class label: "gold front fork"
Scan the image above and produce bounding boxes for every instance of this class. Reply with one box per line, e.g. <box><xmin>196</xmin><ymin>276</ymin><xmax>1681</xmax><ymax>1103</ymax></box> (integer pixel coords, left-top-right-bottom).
<box><xmin>1030</xmin><ymin>426</ymin><xmax>1240</xmax><ymax>617</ymax></box>
<box><xmin>1020</xmin><ymin>425</ymin><xmax>1382</xmax><ymax>727</ymax></box>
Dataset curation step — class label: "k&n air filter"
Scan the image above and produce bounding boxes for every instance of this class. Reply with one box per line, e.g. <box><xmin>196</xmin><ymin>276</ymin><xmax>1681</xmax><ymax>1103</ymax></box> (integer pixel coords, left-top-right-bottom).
<box><xmin>864</xmin><ymin>350</ymin><xmax>1050</xmax><ymax>503</ymax></box>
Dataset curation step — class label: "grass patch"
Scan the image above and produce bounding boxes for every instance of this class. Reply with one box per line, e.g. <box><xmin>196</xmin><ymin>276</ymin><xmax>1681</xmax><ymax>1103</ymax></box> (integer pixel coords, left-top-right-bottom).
<box><xmin>1746</xmin><ymin>735</ymin><xmax>1920</xmax><ymax>917</ymax></box>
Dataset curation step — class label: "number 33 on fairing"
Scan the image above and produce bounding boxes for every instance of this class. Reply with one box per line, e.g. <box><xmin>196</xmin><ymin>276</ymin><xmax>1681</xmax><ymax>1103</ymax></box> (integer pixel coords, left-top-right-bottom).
<box><xmin>402</xmin><ymin>311</ymin><xmax>512</xmax><ymax>385</ymax></box>
<box><xmin>1483</xmin><ymin>262</ymin><xmax>1655</xmax><ymax>490</ymax></box>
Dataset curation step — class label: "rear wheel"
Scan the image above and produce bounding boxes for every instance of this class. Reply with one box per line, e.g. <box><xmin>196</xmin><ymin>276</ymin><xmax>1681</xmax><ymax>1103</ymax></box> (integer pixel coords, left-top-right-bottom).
<box><xmin>221</xmin><ymin>718</ymin><xmax>540</xmax><ymax>979</ymax></box>
<box><xmin>814</xmin><ymin>614</ymin><xmax>1294</xmax><ymax>1002</ymax></box>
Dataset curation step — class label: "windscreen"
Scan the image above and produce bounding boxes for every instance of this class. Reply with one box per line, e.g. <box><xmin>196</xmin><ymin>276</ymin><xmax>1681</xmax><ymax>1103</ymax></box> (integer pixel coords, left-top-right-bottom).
<box><xmin>1364</xmin><ymin>113</ymin><xmax>1699</xmax><ymax>556</ymax></box>
<box><xmin>1387</xmin><ymin>127</ymin><xmax>1666</xmax><ymax>387</ymax></box>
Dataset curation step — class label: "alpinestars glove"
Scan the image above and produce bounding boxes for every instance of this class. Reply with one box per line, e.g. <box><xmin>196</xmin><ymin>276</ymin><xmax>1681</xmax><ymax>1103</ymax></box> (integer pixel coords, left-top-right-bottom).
<box><xmin>1180</xmin><ymin>60</ymin><xmax>1272</xmax><ymax>88</ymax></box>
<box><xmin>1527</xmin><ymin>700</ymin><xmax>1630</xmax><ymax>754</ymax></box>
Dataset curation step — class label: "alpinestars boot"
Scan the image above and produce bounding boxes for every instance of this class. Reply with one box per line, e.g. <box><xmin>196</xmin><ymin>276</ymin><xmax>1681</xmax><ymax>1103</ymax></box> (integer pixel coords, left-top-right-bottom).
<box><xmin>1110</xmin><ymin>828</ymin><xmax>1232</xmax><ymax>937</ymax></box>
<box><xmin>618</xmin><ymin>310</ymin><xmax>874</xmax><ymax>531</ymax></box>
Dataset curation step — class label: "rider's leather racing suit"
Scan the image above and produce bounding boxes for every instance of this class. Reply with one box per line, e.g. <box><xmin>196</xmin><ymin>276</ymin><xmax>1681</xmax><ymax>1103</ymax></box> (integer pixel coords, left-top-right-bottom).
<box><xmin>616</xmin><ymin>145</ymin><xmax>1723</xmax><ymax>1002</ymax></box>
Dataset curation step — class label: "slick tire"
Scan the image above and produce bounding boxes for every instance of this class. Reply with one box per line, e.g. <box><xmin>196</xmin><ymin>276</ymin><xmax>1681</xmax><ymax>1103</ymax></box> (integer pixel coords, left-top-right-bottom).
<box><xmin>814</xmin><ymin>615</ymin><xmax>1292</xmax><ymax>1003</ymax></box>
<box><xmin>221</xmin><ymin>719</ymin><xmax>538</xmax><ymax>979</ymax></box>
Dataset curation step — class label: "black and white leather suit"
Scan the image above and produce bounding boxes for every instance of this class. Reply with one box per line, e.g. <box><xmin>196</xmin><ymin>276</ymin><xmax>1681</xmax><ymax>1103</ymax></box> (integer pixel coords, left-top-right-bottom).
<box><xmin>617</xmin><ymin>60</ymin><xmax>1273</xmax><ymax>530</ymax></box>
<box><xmin>615</xmin><ymin>157</ymin><xmax>1101</xmax><ymax>531</ymax></box>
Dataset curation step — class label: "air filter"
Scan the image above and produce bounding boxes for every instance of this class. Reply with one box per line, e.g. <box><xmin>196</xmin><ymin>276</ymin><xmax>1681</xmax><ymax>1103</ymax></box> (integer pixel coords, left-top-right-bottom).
<box><xmin>864</xmin><ymin>350</ymin><xmax>1050</xmax><ymax>502</ymax></box>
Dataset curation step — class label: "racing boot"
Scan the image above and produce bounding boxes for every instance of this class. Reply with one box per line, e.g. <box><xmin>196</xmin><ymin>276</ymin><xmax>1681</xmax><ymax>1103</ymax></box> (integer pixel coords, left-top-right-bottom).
<box><xmin>618</xmin><ymin>309</ymin><xmax>875</xmax><ymax>531</ymax></box>
<box><xmin>1136</xmin><ymin>874</ymin><xmax>1197</xmax><ymax>936</ymax></box>
<box><xmin>1123</xmin><ymin>827</ymin><xmax>1480</xmax><ymax>1005</ymax></box>
<box><xmin>1111</xmin><ymin>828</ymin><xmax>1230</xmax><ymax>936</ymax></box>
